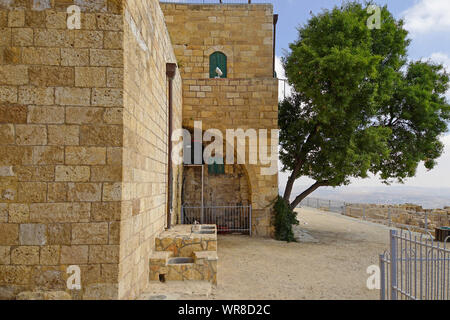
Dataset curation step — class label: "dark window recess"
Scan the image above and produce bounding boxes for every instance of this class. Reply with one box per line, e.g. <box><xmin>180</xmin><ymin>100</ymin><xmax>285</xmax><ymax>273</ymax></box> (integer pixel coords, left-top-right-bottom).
<box><xmin>209</xmin><ymin>52</ymin><xmax>227</xmax><ymax>78</ymax></box>
<box><xmin>208</xmin><ymin>157</ymin><xmax>225</xmax><ymax>175</ymax></box>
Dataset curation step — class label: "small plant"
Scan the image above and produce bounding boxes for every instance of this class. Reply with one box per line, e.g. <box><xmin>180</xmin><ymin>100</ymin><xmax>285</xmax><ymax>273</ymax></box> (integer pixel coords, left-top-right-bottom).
<box><xmin>273</xmin><ymin>196</ymin><xmax>299</xmax><ymax>242</ymax></box>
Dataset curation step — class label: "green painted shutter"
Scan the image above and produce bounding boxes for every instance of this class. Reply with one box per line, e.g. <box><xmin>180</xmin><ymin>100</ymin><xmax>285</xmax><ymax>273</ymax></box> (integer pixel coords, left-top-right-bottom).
<box><xmin>209</xmin><ymin>52</ymin><xmax>227</xmax><ymax>78</ymax></box>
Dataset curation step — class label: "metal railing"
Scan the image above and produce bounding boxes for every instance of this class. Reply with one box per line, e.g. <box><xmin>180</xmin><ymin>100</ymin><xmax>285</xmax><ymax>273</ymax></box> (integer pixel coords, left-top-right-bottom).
<box><xmin>380</xmin><ymin>230</ymin><xmax>450</xmax><ymax>300</ymax></box>
<box><xmin>299</xmin><ymin>197</ymin><xmax>450</xmax><ymax>235</ymax></box>
<box><xmin>181</xmin><ymin>205</ymin><xmax>252</xmax><ymax>235</ymax></box>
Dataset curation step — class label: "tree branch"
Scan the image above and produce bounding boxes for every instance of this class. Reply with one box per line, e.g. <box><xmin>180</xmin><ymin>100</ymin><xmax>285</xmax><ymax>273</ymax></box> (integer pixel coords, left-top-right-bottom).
<box><xmin>289</xmin><ymin>180</ymin><xmax>329</xmax><ymax>210</ymax></box>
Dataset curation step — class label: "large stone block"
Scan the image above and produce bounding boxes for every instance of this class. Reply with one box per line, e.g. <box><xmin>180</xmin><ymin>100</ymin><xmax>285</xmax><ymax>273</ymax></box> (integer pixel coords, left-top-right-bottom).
<box><xmin>17</xmin><ymin>182</ymin><xmax>47</xmax><ymax>203</ymax></box>
<box><xmin>66</xmin><ymin>146</ymin><xmax>106</xmax><ymax>165</ymax></box>
<box><xmin>88</xmin><ymin>245</ymin><xmax>119</xmax><ymax>263</ymax></box>
<box><xmin>55</xmin><ymin>87</ymin><xmax>90</xmax><ymax>106</ymax></box>
<box><xmin>72</xmin><ymin>222</ymin><xmax>109</xmax><ymax>245</ymax></box>
<box><xmin>75</xmin><ymin>67</ymin><xmax>106</xmax><ymax>87</ymax></box>
<box><xmin>0</xmin><ymin>65</ymin><xmax>28</xmax><ymax>85</ymax></box>
<box><xmin>8</xmin><ymin>204</ymin><xmax>29</xmax><ymax>223</ymax></box>
<box><xmin>0</xmin><ymin>124</ymin><xmax>15</xmax><ymax>144</ymax></box>
<box><xmin>55</xmin><ymin>166</ymin><xmax>90</xmax><ymax>182</ymax></box>
<box><xmin>48</xmin><ymin>125</ymin><xmax>80</xmax><ymax>145</ymax></box>
<box><xmin>22</xmin><ymin>47</ymin><xmax>60</xmax><ymax>66</ymax></box>
<box><xmin>67</xmin><ymin>183</ymin><xmax>102</xmax><ymax>202</ymax></box>
<box><xmin>15</xmin><ymin>125</ymin><xmax>47</xmax><ymax>145</ymax></box>
<box><xmin>60</xmin><ymin>245</ymin><xmax>88</xmax><ymax>264</ymax></box>
<box><xmin>27</xmin><ymin>106</ymin><xmax>65</xmax><ymax>124</ymax></box>
<box><xmin>11</xmin><ymin>246</ymin><xmax>40</xmax><ymax>265</ymax></box>
<box><xmin>29</xmin><ymin>66</ymin><xmax>74</xmax><ymax>87</ymax></box>
<box><xmin>29</xmin><ymin>203</ymin><xmax>90</xmax><ymax>223</ymax></box>
<box><xmin>19</xmin><ymin>224</ymin><xmax>47</xmax><ymax>246</ymax></box>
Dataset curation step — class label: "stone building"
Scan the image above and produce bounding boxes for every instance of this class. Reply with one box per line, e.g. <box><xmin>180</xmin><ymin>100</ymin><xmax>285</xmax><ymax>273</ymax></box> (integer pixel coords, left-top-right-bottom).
<box><xmin>0</xmin><ymin>0</ymin><xmax>278</xmax><ymax>300</ymax></box>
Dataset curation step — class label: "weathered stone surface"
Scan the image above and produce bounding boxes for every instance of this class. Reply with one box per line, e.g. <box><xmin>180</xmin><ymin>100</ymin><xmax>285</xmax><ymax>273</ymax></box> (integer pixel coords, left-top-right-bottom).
<box><xmin>18</xmin><ymin>86</ymin><xmax>54</xmax><ymax>105</ymax></box>
<box><xmin>22</xmin><ymin>47</ymin><xmax>60</xmax><ymax>66</ymax></box>
<box><xmin>60</xmin><ymin>48</ymin><xmax>88</xmax><ymax>66</ymax></box>
<box><xmin>0</xmin><ymin>265</ymin><xmax>32</xmax><ymax>285</ymax></box>
<box><xmin>8</xmin><ymin>204</ymin><xmax>29</xmax><ymax>223</ymax></box>
<box><xmin>91</xmin><ymin>202</ymin><xmax>121</xmax><ymax>222</ymax></box>
<box><xmin>27</xmin><ymin>106</ymin><xmax>65</xmax><ymax>124</ymax></box>
<box><xmin>29</xmin><ymin>66</ymin><xmax>74</xmax><ymax>87</ymax></box>
<box><xmin>12</xmin><ymin>28</ymin><xmax>33</xmax><ymax>46</ymax></box>
<box><xmin>47</xmin><ymin>125</ymin><xmax>79</xmax><ymax>145</ymax></box>
<box><xmin>47</xmin><ymin>224</ymin><xmax>71</xmax><ymax>245</ymax></box>
<box><xmin>40</xmin><ymin>246</ymin><xmax>61</xmax><ymax>265</ymax></box>
<box><xmin>55</xmin><ymin>87</ymin><xmax>90</xmax><ymax>106</ymax></box>
<box><xmin>89</xmin><ymin>245</ymin><xmax>119</xmax><ymax>264</ymax></box>
<box><xmin>30</xmin><ymin>203</ymin><xmax>90</xmax><ymax>223</ymax></box>
<box><xmin>0</xmin><ymin>105</ymin><xmax>27</xmax><ymax>123</ymax></box>
<box><xmin>66</xmin><ymin>107</ymin><xmax>104</xmax><ymax>124</ymax></box>
<box><xmin>55</xmin><ymin>166</ymin><xmax>90</xmax><ymax>182</ymax></box>
<box><xmin>0</xmin><ymin>246</ymin><xmax>10</xmax><ymax>264</ymax></box>
<box><xmin>32</xmin><ymin>146</ymin><xmax>64</xmax><ymax>165</ymax></box>
<box><xmin>19</xmin><ymin>224</ymin><xmax>47</xmax><ymax>246</ymax></box>
<box><xmin>11</xmin><ymin>246</ymin><xmax>40</xmax><ymax>265</ymax></box>
<box><xmin>15</xmin><ymin>165</ymin><xmax>55</xmax><ymax>182</ymax></box>
<box><xmin>68</xmin><ymin>183</ymin><xmax>102</xmax><ymax>202</ymax></box>
<box><xmin>0</xmin><ymin>124</ymin><xmax>15</xmax><ymax>144</ymax></box>
<box><xmin>75</xmin><ymin>67</ymin><xmax>106</xmax><ymax>87</ymax></box>
<box><xmin>47</xmin><ymin>183</ymin><xmax>68</xmax><ymax>203</ymax></box>
<box><xmin>18</xmin><ymin>182</ymin><xmax>47</xmax><ymax>203</ymax></box>
<box><xmin>72</xmin><ymin>222</ymin><xmax>109</xmax><ymax>245</ymax></box>
<box><xmin>60</xmin><ymin>245</ymin><xmax>88</xmax><ymax>264</ymax></box>
<box><xmin>15</xmin><ymin>125</ymin><xmax>47</xmax><ymax>145</ymax></box>
<box><xmin>80</xmin><ymin>125</ymin><xmax>122</xmax><ymax>147</ymax></box>
<box><xmin>65</xmin><ymin>146</ymin><xmax>106</xmax><ymax>165</ymax></box>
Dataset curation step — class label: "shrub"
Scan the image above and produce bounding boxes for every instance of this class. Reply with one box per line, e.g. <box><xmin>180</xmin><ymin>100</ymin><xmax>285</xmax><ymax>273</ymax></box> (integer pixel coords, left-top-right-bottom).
<box><xmin>273</xmin><ymin>196</ymin><xmax>299</xmax><ymax>242</ymax></box>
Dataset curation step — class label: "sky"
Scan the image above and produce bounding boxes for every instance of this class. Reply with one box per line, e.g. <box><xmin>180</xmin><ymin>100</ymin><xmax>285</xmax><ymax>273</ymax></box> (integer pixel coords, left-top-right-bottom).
<box><xmin>269</xmin><ymin>0</ymin><xmax>450</xmax><ymax>189</ymax></box>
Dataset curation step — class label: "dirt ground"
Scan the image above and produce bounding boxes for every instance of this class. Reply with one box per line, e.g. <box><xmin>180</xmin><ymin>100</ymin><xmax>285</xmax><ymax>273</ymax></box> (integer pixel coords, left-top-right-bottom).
<box><xmin>209</xmin><ymin>207</ymin><xmax>392</xmax><ymax>300</ymax></box>
<box><xmin>141</xmin><ymin>207</ymin><xmax>393</xmax><ymax>300</ymax></box>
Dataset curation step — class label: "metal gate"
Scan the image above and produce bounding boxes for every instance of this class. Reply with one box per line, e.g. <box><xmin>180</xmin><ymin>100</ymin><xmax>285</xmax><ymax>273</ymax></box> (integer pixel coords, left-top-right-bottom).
<box><xmin>181</xmin><ymin>205</ymin><xmax>252</xmax><ymax>235</ymax></box>
<box><xmin>380</xmin><ymin>230</ymin><xmax>450</xmax><ymax>300</ymax></box>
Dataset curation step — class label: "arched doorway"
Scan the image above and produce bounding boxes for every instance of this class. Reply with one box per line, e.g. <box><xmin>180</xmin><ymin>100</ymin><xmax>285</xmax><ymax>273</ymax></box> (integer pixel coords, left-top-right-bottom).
<box><xmin>180</xmin><ymin>128</ymin><xmax>253</xmax><ymax>234</ymax></box>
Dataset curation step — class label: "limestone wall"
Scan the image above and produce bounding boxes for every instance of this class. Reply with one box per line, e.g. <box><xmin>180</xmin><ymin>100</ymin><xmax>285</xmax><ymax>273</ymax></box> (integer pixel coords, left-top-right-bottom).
<box><xmin>0</xmin><ymin>0</ymin><xmax>182</xmax><ymax>300</ymax></box>
<box><xmin>161</xmin><ymin>3</ymin><xmax>274</xmax><ymax>79</ymax></box>
<box><xmin>120</xmin><ymin>0</ymin><xmax>182</xmax><ymax>300</ymax></box>
<box><xmin>0</xmin><ymin>0</ymin><xmax>124</xmax><ymax>300</ymax></box>
<box><xmin>182</xmin><ymin>78</ymin><xmax>278</xmax><ymax>236</ymax></box>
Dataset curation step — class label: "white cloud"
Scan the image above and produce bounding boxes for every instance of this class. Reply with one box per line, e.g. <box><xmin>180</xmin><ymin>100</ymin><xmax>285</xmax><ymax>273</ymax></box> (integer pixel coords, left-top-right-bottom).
<box><xmin>403</xmin><ymin>0</ymin><xmax>450</xmax><ymax>35</ymax></box>
<box><xmin>424</xmin><ymin>52</ymin><xmax>450</xmax><ymax>100</ymax></box>
<box><xmin>275</xmin><ymin>56</ymin><xmax>293</xmax><ymax>101</ymax></box>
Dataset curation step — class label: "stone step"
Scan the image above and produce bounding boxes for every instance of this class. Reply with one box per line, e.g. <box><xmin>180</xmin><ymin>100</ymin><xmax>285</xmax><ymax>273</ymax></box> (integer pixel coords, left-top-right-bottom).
<box><xmin>139</xmin><ymin>281</ymin><xmax>213</xmax><ymax>300</ymax></box>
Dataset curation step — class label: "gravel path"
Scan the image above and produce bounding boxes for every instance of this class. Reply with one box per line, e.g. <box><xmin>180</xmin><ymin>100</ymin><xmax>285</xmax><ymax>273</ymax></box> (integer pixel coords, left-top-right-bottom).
<box><xmin>208</xmin><ymin>207</ymin><xmax>392</xmax><ymax>300</ymax></box>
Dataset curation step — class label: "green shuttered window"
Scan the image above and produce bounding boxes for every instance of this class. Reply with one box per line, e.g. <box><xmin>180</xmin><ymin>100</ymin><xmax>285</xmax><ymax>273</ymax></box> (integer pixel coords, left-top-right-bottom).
<box><xmin>209</xmin><ymin>52</ymin><xmax>227</xmax><ymax>78</ymax></box>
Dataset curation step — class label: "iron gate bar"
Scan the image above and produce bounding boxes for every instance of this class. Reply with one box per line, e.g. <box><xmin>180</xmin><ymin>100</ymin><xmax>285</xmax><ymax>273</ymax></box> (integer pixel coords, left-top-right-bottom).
<box><xmin>380</xmin><ymin>230</ymin><xmax>450</xmax><ymax>300</ymax></box>
<box><xmin>181</xmin><ymin>205</ymin><xmax>252</xmax><ymax>235</ymax></box>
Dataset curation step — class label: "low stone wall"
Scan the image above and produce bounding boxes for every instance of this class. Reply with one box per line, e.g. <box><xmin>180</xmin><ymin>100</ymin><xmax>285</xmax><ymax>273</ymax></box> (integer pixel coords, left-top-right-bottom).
<box><xmin>345</xmin><ymin>203</ymin><xmax>450</xmax><ymax>235</ymax></box>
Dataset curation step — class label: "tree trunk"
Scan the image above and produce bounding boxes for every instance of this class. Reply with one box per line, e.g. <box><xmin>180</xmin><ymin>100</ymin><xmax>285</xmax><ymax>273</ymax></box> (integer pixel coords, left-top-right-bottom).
<box><xmin>282</xmin><ymin>159</ymin><xmax>302</xmax><ymax>202</ymax></box>
<box><xmin>289</xmin><ymin>180</ymin><xmax>328</xmax><ymax>210</ymax></box>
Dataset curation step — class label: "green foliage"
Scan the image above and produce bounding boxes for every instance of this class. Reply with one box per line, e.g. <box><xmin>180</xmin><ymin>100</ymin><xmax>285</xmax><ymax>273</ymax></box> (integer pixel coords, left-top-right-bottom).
<box><xmin>281</xmin><ymin>1</ymin><xmax>450</xmax><ymax>207</ymax></box>
<box><xmin>273</xmin><ymin>196</ymin><xmax>299</xmax><ymax>242</ymax></box>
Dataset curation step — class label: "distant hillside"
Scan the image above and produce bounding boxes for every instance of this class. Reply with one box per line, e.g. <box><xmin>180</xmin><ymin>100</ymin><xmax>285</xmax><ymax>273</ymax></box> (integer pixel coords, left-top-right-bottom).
<box><xmin>284</xmin><ymin>185</ymin><xmax>450</xmax><ymax>209</ymax></box>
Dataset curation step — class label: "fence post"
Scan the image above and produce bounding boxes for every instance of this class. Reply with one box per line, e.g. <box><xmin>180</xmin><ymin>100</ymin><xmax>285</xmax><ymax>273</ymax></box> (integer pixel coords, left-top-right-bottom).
<box><xmin>363</xmin><ymin>207</ymin><xmax>366</xmax><ymax>220</ymax></box>
<box><xmin>425</xmin><ymin>211</ymin><xmax>428</xmax><ymax>232</ymax></box>
<box><xmin>329</xmin><ymin>200</ymin><xmax>331</xmax><ymax>211</ymax></box>
<box><xmin>249</xmin><ymin>205</ymin><xmax>252</xmax><ymax>237</ymax></box>
<box><xmin>388</xmin><ymin>208</ymin><xmax>391</xmax><ymax>227</ymax></box>
<box><xmin>379</xmin><ymin>254</ymin><xmax>386</xmax><ymax>300</ymax></box>
<box><xmin>317</xmin><ymin>198</ymin><xmax>319</xmax><ymax>208</ymax></box>
<box><xmin>390</xmin><ymin>229</ymin><xmax>398</xmax><ymax>300</ymax></box>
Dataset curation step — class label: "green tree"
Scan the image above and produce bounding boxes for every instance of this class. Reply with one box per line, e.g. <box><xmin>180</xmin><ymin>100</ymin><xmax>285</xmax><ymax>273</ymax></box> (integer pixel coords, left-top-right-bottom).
<box><xmin>280</xmin><ymin>1</ymin><xmax>450</xmax><ymax>210</ymax></box>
